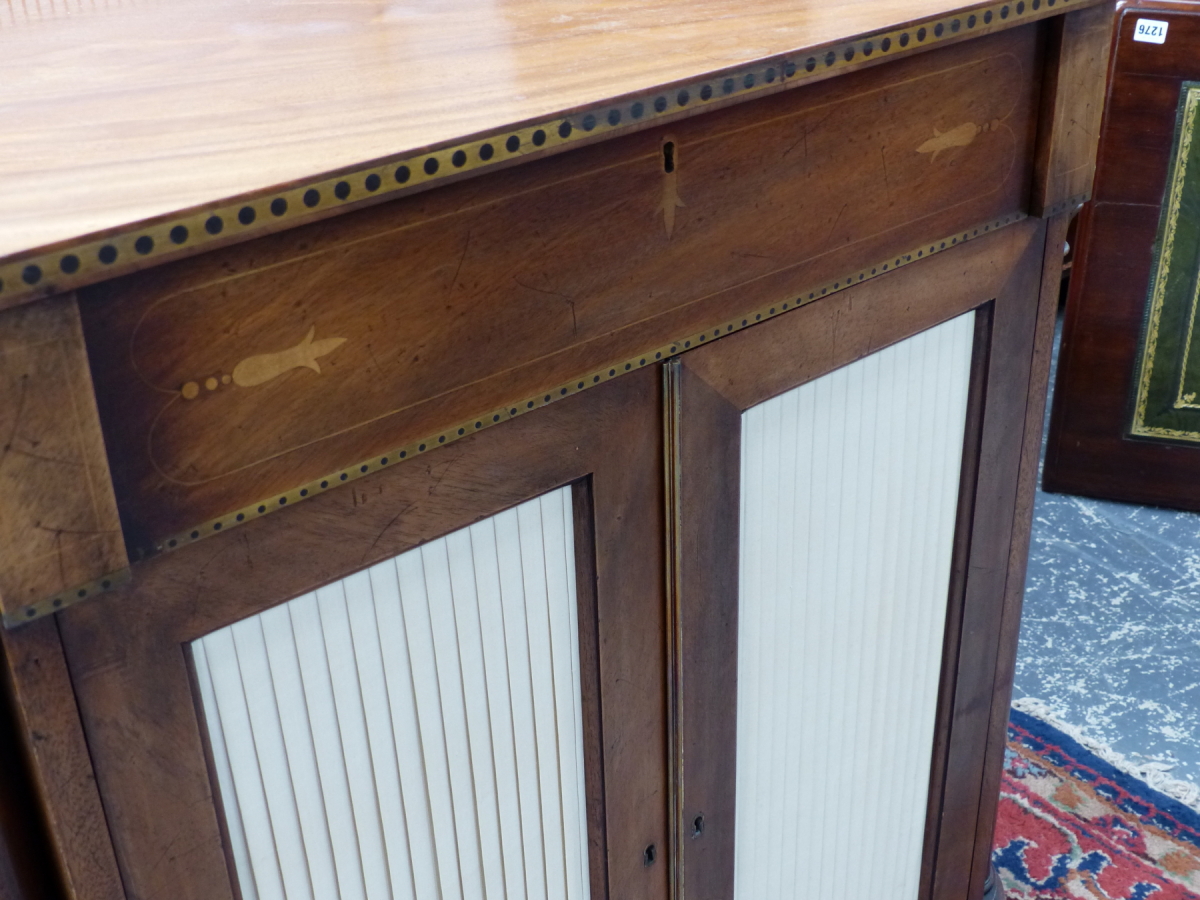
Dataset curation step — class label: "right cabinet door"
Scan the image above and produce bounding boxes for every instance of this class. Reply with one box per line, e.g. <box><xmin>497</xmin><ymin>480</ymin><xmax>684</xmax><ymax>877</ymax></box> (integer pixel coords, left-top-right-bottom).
<box><xmin>670</xmin><ymin>219</ymin><xmax>1047</xmax><ymax>900</ymax></box>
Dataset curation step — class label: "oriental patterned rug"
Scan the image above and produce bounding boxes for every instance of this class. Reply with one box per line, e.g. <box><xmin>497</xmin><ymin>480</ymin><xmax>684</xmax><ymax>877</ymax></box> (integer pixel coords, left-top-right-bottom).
<box><xmin>992</xmin><ymin>708</ymin><xmax>1200</xmax><ymax>899</ymax></box>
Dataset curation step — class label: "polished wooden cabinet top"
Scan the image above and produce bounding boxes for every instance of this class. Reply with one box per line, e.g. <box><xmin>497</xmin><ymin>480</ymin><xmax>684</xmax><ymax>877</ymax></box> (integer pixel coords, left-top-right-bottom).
<box><xmin>0</xmin><ymin>0</ymin><xmax>1100</xmax><ymax>295</ymax></box>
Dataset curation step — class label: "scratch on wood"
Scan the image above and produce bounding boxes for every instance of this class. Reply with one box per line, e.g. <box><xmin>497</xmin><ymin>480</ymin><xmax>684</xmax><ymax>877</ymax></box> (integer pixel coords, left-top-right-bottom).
<box><xmin>512</xmin><ymin>277</ymin><xmax>577</xmax><ymax>336</ymax></box>
<box><xmin>6</xmin><ymin>447</ymin><xmax>73</xmax><ymax>466</ymax></box>
<box><xmin>0</xmin><ymin>376</ymin><xmax>29</xmax><ymax>472</ymax></box>
<box><xmin>512</xmin><ymin>276</ymin><xmax>570</xmax><ymax>300</ymax></box>
<box><xmin>825</xmin><ymin>202</ymin><xmax>850</xmax><ymax>247</ymax></box>
<box><xmin>426</xmin><ymin>454</ymin><xmax>460</xmax><ymax>497</ymax></box>
<box><xmin>362</xmin><ymin>502</ymin><xmax>417</xmax><ymax>563</ymax></box>
<box><xmin>783</xmin><ymin>110</ymin><xmax>833</xmax><ymax>160</ymax></box>
<box><xmin>452</xmin><ymin>229</ymin><xmax>473</xmax><ymax>290</ymax></box>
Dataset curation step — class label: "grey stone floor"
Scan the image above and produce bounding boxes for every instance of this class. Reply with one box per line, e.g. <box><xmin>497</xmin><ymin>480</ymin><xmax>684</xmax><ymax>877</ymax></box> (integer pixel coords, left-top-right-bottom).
<box><xmin>1013</xmin><ymin>318</ymin><xmax>1200</xmax><ymax>784</ymax></box>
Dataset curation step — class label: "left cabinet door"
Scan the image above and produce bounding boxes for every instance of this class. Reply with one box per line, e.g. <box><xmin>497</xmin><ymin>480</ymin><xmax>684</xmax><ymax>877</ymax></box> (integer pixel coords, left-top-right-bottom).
<box><xmin>48</xmin><ymin>367</ymin><xmax>668</xmax><ymax>900</ymax></box>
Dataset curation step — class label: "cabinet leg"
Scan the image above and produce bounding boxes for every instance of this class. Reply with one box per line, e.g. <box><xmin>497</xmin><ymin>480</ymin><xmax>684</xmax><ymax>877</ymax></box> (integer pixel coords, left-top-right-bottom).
<box><xmin>982</xmin><ymin>862</ymin><xmax>1003</xmax><ymax>900</ymax></box>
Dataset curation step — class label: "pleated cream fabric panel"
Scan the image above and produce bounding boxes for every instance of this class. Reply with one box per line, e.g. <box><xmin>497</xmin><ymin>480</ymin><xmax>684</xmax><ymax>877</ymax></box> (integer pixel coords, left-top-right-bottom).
<box><xmin>733</xmin><ymin>312</ymin><xmax>976</xmax><ymax>900</ymax></box>
<box><xmin>191</xmin><ymin>486</ymin><xmax>590</xmax><ymax>900</ymax></box>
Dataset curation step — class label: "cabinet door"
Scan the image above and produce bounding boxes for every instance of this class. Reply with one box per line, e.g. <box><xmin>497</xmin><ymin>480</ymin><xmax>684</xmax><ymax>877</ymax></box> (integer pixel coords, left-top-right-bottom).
<box><xmin>670</xmin><ymin>220</ymin><xmax>1046</xmax><ymax>900</ymax></box>
<box><xmin>55</xmin><ymin>368</ymin><xmax>668</xmax><ymax>900</ymax></box>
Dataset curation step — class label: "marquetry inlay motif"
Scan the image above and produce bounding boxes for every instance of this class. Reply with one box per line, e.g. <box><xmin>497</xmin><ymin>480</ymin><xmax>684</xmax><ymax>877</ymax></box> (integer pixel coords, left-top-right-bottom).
<box><xmin>918</xmin><ymin>121</ymin><xmax>1000</xmax><ymax>160</ymax></box>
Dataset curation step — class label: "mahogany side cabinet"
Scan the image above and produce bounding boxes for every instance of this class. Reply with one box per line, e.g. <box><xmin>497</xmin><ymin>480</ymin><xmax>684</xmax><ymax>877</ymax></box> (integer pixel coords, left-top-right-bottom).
<box><xmin>0</xmin><ymin>2</ymin><xmax>1113</xmax><ymax>900</ymax></box>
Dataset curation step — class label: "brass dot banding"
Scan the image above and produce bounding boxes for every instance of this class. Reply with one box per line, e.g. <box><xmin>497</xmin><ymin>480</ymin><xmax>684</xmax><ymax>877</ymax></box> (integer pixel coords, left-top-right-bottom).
<box><xmin>5</xmin><ymin>568</ymin><xmax>132</xmax><ymax>628</ymax></box>
<box><xmin>0</xmin><ymin>0</ymin><xmax>1076</xmax><ymax>309</ymax></box>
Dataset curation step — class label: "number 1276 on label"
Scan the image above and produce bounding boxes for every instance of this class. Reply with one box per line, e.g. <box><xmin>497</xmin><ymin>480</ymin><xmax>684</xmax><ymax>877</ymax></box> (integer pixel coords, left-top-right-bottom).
<box><xmin>1134</xmin><ymin>19</ymin><xmax>1169</xmax><ymax>45</ymax></box>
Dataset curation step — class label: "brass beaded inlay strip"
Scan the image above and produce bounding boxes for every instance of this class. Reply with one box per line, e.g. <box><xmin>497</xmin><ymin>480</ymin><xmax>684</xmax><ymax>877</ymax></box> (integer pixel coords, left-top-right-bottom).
<box><xmin>156</xmin><ymin>212</ymin><xmax>1028</xmax><ymax>556</ymax></box>
<box><xmin>0</xmin><ymin>0</ymin><xmax>1087</xmax><ymax>309</ymax></box>
<box><xmin>5</xmin><ymin>567</ymin><xmax>131</xmax><ymax>628</ymax></box>
<box><xmin>1039</xmin><ymin>191</ymin><xmax>1091</xmax><ymax>219</ymax></box>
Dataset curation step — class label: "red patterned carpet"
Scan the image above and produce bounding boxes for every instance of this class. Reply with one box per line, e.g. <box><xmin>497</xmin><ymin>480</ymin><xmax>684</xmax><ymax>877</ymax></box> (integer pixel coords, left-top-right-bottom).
<box><xmin>993</xmin><ymin>709</ymin><xmax>1200</xmax><ymax>899</ymax></box>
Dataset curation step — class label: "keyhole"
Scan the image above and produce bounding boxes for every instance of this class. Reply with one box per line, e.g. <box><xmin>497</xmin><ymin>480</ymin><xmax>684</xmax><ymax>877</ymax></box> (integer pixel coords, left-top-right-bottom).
<box><xmin>692</xmin><ymin>814</ymin><xmax>705</xmax><ymax>838</ymax></box>
<box><xmin>643</xmin><ymin>844</ymin><xmax>657</xmax><ymax>866</ymax></box>
<box><xmin>663</xmin><ymin>141</ymin><xmax>676</xmax><ymax>173</ymax></box>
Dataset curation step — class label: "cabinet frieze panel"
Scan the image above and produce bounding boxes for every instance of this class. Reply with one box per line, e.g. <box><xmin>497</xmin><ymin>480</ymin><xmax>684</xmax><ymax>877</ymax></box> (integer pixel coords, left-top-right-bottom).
<box><xmin>80</xmin><ymin>26</ymin><xmax>1039</xmax><ymax>553</ymax></box>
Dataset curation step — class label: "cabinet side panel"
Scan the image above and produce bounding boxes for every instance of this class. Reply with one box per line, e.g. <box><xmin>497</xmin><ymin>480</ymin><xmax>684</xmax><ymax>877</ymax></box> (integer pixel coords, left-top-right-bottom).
<box><xmin>732</xmin><ymin>313</ymin><xmax>975</xmax><ymax>900</ymax></box>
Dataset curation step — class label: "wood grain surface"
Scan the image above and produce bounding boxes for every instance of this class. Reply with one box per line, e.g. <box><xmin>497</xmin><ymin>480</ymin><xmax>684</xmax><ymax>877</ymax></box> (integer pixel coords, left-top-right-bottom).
<box><xmin>56</xmin><ymin>368</ymin><xmax>668</xmax><ymax>900</ymax></box>
<box><xmin>1044</xmin><ymin>3</ymin><xmax>1200</xmax><ymax>508</ymax></box>
<box><xmin>80</xmin><ymin>26</ymin><xmax>1040</xmax><ymax>554</ymax></box>
<box><xmin>0</xmin><ymin>0</ymin><xmax>1101</xmax><ymax>310</ymax></box>
<box><xmin>0</xmin><ymin>295</ymin><xmax>128</xmax><ymax>625</ymax></box>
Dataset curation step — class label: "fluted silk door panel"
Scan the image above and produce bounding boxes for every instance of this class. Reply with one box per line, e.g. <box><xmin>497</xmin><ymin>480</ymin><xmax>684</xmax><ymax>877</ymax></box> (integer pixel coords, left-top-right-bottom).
<box><xmin>733</xmin><ymin>312</ymin><xmax>976</xmax><ymax>900</ymax></box>
<box><xmin>192</xmin><ymin>486</ymin><xmax>589</xmax><ymax>900</ymax></box>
